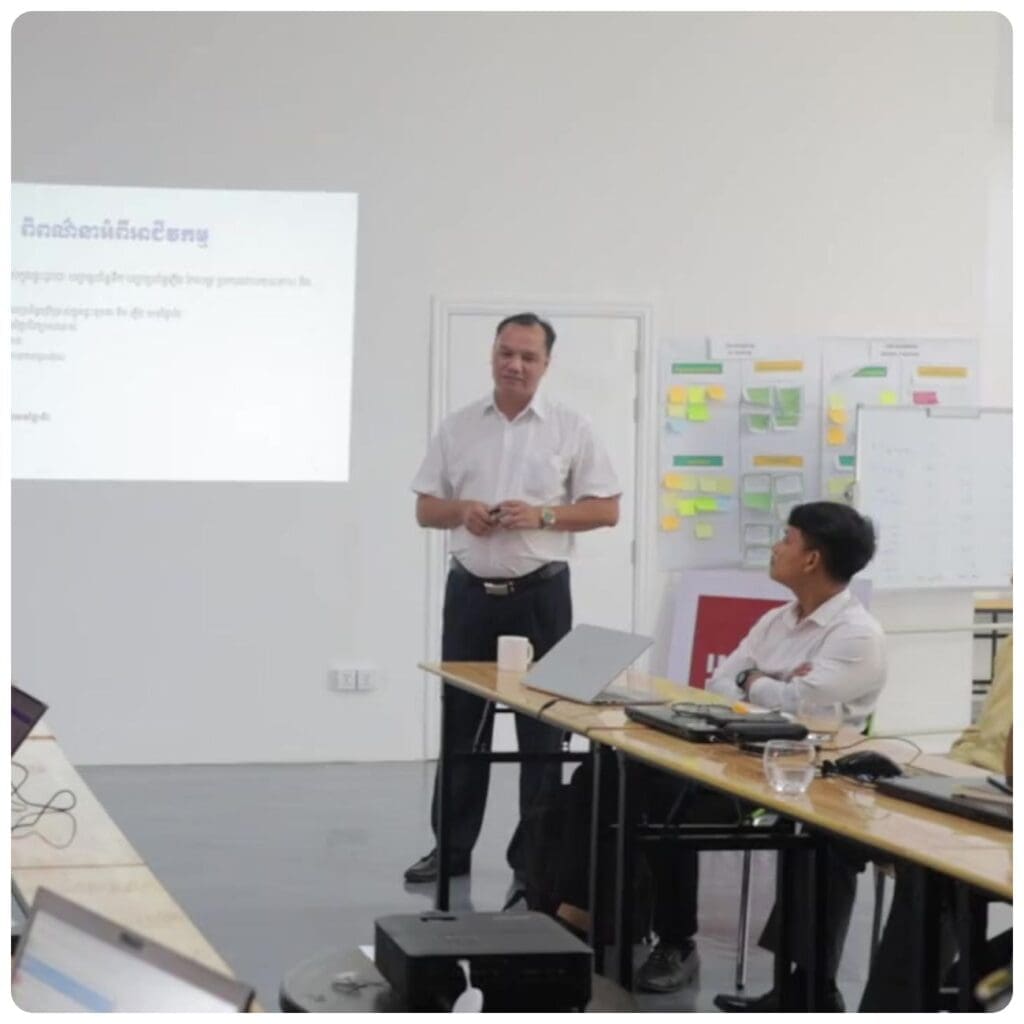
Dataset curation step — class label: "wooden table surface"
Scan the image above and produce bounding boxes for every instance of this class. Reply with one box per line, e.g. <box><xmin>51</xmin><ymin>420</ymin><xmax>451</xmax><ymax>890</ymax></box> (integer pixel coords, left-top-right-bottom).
<box><xmin>11</xmin><ymin>732</ymin><xmax>250</xmax><ymax>991</ymax></box>
<box><xmin>422</xmin><ymin>661</ymin><xmax>1012</xmax><ymax>901</ymax></box>
<box><xmin>12</xmin><ymin>737</ymin><xmax>143</xmax><ymax>870</ymax></box>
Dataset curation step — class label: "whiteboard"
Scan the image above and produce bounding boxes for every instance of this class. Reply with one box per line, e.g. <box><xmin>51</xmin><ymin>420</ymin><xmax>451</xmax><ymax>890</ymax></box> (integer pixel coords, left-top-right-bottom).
<box><xmin>855</xmin><ymin>407</ymin><xmax>1011</xmax><ymax>589</ymax></box>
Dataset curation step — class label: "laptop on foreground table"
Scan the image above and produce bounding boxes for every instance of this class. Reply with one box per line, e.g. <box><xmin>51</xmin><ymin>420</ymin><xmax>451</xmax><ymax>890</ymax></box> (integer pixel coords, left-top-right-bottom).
<box><xmin>522</xmin><ymin>624</ymin><xmax>663</xmax><ymax>705</ymax></box>
<box><xmin>12</xmin><ymin>888</ymin><xmax>255</xmax><ymax>1012</ymax></box>
<box><xmin>12</xmin><ymin>684</ymin><xmax>47</xmax><ymax>754</ymax></box>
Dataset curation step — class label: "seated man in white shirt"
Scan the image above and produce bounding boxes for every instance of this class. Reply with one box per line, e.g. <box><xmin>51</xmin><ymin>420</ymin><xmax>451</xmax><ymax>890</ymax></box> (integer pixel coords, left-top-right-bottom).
<box><xmin>633</xmin><ymin>502</ymin><xmax>885</xmax><ymax>1001</ymax></box>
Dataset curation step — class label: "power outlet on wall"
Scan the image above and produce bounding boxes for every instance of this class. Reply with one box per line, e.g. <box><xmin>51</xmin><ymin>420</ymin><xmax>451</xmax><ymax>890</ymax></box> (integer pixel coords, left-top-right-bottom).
<box><xmin>328</xmin><ymin>666</ymin><xmax>359</xmax><ymax>692</ymax></box>
<box><xmin>328</xmin><ymin>665</ymin><xmax>379</xmax><ymax>693</ymax></box>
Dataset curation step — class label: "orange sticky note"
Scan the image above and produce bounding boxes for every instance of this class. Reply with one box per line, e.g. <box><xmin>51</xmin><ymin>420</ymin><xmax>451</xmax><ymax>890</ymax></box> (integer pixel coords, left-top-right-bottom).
<box><xmin>661</xmin><ymin>515</ymin><xmax>681</xmax><ymax>532</ymax></box>
<box><xmin>828</xmin><ymin>408</ymin><xmax>848</xmax><ymax>426</ymax></box>
<box><xmin>663</xmin><ymin>472</ymin><xmax>685</xmax><ymax>490</ymax></box>
<box><xmin>707</xmin><ymin>385</ymin><xmax>727</xmax><ymax>401</ymax></box>
<box><xmin>668</xmin><ymin>385</ymin><xmax>687</xmax><ymax>404</ymax></box>
<box><xmin>827</xmin><ymin>426</ymin><xmax>846</xmax><ymax>446</ymax></box>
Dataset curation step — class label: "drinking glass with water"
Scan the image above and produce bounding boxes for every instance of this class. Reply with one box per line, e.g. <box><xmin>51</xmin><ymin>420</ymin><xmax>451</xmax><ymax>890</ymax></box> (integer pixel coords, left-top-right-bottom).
<box><xmin>762</xmin><ymin>739</ymin><xmax>817</xmax><ymax>794</ymax></box>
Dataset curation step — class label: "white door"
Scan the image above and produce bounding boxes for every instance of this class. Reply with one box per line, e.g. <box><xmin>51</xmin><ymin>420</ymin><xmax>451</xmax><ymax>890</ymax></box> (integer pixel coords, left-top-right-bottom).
<box><xmin>423</xmin><ymin>303</ymin><xmax>649</xmax><ymax>757</ymax></box>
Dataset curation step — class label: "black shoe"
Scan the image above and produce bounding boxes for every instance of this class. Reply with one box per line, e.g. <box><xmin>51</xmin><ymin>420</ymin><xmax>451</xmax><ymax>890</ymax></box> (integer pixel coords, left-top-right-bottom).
<box><xmin>635</xmin><ymin>940</ymin><xmax>700</xmax><ymax>994</ymax></box>
<box><xmin>714</xmin><ymin>974</ymin><xmax>844</xmax><ymax>1012</ymax></box>
<box><xmin>403</xmin><ymin>849</ymin><xmax>470</xmax><ymax>884</ymax></box>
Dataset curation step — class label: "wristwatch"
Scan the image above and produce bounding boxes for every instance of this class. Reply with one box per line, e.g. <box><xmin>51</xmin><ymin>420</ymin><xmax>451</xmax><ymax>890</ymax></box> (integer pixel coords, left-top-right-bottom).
<box><xmin>735</xmin><ymin>668</ymin><xmax>754</xmax><ymax>691</ymax></box>
<box><xmin>539</xmin><ymin>507</ymin><xmax>557</xmax><ymax>530</ymax></box>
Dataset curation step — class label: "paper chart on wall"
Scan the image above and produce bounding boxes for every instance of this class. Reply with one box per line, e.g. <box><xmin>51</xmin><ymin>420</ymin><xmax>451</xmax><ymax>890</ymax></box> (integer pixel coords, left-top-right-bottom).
<box><xmin>657</xmin><ymin>336</ymin><xmax>978</xmax><ymax>572</ymax></box>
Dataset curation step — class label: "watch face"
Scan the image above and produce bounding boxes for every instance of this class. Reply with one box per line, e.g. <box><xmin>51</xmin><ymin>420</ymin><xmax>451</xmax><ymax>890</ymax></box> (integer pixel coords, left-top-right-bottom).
<box><xmin>541</xmin><ymin>508</ymin><xmax>556</xmax><ymax>528</ymax></box>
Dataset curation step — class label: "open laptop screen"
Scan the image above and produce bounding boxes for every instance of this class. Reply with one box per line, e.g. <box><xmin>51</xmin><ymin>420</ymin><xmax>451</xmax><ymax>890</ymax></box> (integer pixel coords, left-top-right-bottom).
<box><xmin>12</xmin><ymin>888</ymin><xmax>254</xmax><ymax>1012</ymax></box>
<box><xmin>12</xmin><ymin>685</ymin><xmax>47</xmax><ymax>754</ymax></box>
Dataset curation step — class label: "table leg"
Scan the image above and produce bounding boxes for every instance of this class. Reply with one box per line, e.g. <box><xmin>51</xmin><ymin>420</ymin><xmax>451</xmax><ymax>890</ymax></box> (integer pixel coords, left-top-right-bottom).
<box><xmin>808</xmin><ymin>835</ymin><xmax>829</xmax><ymax>1010</ymax></box>
<box><xmin>614</xmin><ymin>751</ymin><xmax>636</xmax><ymax>989</ymax></box>
<box><xmin>773</xmin><ymin>832</ymin><xmax>795</xmax><ymax>1003</ymax></box>
<box><xmin>435</xmin><ymin>681</ymin><xmax>454</xmax><ymax>912</ymax></box>
<box><xmin>587</xmin><ymin>741</ymin><xmax>605</xmax><ymax>974</ymax></box>
<box><xmin>954</xmin><ymin>883</ymin><xmax>988</xmax><ymax>1010</ymax></box>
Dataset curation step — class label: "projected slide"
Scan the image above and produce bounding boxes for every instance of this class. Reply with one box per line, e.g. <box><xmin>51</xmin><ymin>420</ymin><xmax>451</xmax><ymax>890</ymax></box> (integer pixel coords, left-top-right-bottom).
<box><xmin>11</xmin><ymin>184</ymin><xmax>357</xmax><ymax>481</ymax></box>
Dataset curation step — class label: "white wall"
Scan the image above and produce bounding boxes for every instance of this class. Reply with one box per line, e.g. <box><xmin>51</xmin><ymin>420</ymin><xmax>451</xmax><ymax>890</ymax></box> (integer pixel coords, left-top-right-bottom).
<box><xmin>11</xmin><ymin>12</ymin><xmax>1011</xmax><ymax>764</ymax></box>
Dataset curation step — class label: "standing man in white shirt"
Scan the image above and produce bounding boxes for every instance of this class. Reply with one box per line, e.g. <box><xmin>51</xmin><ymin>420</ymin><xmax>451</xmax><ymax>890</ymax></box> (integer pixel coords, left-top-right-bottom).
<box><xmin>405</xmin><ymin>313</ymin><xmax>621</xmax><ymax>885</ymax></box>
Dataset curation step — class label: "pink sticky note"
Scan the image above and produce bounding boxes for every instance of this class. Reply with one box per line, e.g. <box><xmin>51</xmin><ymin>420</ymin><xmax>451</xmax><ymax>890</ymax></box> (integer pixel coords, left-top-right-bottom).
<box><xmin>913</xmin><ymin>391</ymin><xmax>939</xmax><ymax>405</ymax></box>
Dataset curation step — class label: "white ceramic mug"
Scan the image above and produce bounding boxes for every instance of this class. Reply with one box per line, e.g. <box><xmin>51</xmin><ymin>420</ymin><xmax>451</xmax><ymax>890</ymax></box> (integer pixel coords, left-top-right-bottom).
<box><xmin>497</xmin><ymin>635</ymin><xmax>534</xmax><ymax>672</ymax></box>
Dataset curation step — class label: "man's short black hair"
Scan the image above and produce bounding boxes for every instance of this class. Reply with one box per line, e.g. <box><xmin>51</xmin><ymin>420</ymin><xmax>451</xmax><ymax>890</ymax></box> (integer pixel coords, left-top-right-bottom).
<box><xmin>495</xmin><ymin>312</ymin><xmax>556</xmax><ymax>353</ymax></box>
<box><xmin>787</xmin><ymin>501</ymin><xmax>877</xmax><ymax>583</ymax></box>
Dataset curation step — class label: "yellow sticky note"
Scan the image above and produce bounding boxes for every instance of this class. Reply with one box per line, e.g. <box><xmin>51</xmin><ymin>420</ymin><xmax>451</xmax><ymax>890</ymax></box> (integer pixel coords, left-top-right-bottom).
<box><xmin>663</xmin><ymin>472</ymin><xmax>685</xmax><ymax>490</ymax></box>
<box><xmin>699</xmin><ymin>476</ymin><xmax>718</xmax><ymax>493</ymax></box>
<box><xmin>678</xmin><ymin>474</ymin><xmax>697</xmax><ymax>490</ymax></box>
<box><xmin>717</xmin><ymin>477</ymin><xmax>735</xmax><ymax>495</ymax></box>
<box><xmin>668</xmin><ymin>385</ymin><xmax>687</xmax><ymax>404</ymax></box>
<box><xmin>828</xmin><ymin>408</ymin><xmax>848</xmax><ymax>426</ymax></box>
<box><xmin>828</xmin><ymin>476</ymin><xmax>854</xmax><ymax>498</ymax></box>
<box><xmin>707</xmin><ymin>385</ymin><xmax>727</xmax><ymax>401</ymax></box>
<box><xmin>689</xmin><ymin>386</ymin><xmax>706</xmax><ymax>403</ymax></box>
<box><xmin>880</xmin><ymin>390</ymin><xmax>898</xmax><ymax>405</ymax></box>
<box><xmin>695</xmin><ymin>497</ymin><xmax>718</xmax><ymax>512</ymax></box>
<box><xmin>828</xmin><ymin>394</ymin><xmax>845</xmax><ymax>411</ymax></box>
<box><xmin>661</xmin><ymin>515</ymin><xmax>681</xmax><ymax>532</ymax></box>
<box><xmin>695</xmin><ymin>522</ymin><xmax>714</xmax><ymax>540</ymax></box>
<box><xmin>827</xmin><ymin>426</ymin><xmax>846</xmax><ymax>446</ymax></box>
<box><xmin>667</xmin><ymin>403</ymin><xmax>687</xmax><ymax>419</ymax></box>
<box><xmin>676</xmin><ymin>499</ymin><xmax>697</xmax><ymax>517</ymax></box>
<box><xmin>687</xmin><ymin>404</ymin><xmax>709</xmax><ymax>422</ymax></box>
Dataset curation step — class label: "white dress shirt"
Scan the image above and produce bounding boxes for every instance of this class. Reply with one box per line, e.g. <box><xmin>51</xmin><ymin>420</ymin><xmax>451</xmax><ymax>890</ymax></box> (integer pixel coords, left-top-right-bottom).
<box><xmin>411</xmin><ymin>392</ymin><xmax>620</xmax><ymax>578</ymax></box>
<box><xmin>706</xmin><ymin>588</ymin><xmax>886</xmax><ymax>729</ymax></box>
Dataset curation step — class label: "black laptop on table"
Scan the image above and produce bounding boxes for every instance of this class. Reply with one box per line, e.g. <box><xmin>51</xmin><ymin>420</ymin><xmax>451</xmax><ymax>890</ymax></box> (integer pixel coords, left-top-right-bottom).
<box><xmin>875</xmin><ymin>774</ymin><xmax>1012</xmax><ymax>831</ymax></box>
<box><xmin>12</xmin><ymin>684</ymin><xmax>48</xmax><ymax>754</ymax></box>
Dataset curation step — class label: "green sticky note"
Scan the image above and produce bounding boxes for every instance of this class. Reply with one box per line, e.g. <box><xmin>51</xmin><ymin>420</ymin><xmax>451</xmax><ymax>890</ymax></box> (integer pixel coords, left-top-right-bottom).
<box><xmin>776</xmin><ymin>387</ymin><xmax>802</xmax><ymax>414</ymax></box>
<box><xmin>880</xmin><ymin>390</ymin><xmax>898</xmax><ymax>406</ymax></box>
<box><xmin>745</xmin><ymin>387</ymin><xmax>772</xmax><ymax>406</ymax></box>
<box><xmin>747</xmin><ymin>413</ymin><xmax>771</xmax><ymax>432</ymax></box>
<box><xmin>689</xmin><ymin>386</ymin><xmax>706</xmax><ymax>403</ymax></box>
<box><xmin>676</xmin><ymin>499</ymin><xmax>697</xmax><ymax>517</ymax></box>
<box><xmin>695</xmin><ymin>522</ymin><xmax>714</xmax><ymax>540</ymax></box>
<box><xmin>742</xmin><ymin>492</ymin><xmax>773</xmax><ymax>511</ymax></box>
<box><xmin>774</xmin><ymin>413</ymin><xmax>800</xmax><ymax>429</ymax></box>
<box><xmin>687</xmin><ymin>404</ymin><xmax>710</xmax><ymax>422</ymax></box>
<box><xmin>695</xmin><ymin>497</ymin><xmax>718</xmax><ymax>512</ymax></box>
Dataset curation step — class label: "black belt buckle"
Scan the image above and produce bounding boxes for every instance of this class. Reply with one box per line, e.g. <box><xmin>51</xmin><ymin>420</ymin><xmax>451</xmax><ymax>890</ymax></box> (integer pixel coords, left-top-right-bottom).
<box><xmin>483</xmin><ymin>581</ymin><xmax>513</xmax><ymax>597</ymax></box>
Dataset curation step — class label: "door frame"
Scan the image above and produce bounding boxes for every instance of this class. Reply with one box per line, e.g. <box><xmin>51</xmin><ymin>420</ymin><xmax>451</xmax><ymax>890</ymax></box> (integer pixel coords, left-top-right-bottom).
<box><xmin>420</xmin><ymin>298</ymin><xmax>658</xmax><ymax>758</ymax></box>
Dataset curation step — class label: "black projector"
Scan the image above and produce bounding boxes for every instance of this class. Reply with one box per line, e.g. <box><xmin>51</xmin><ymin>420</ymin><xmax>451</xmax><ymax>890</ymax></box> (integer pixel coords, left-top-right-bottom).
<box><xmin>374</xmin><ymin>910</ymin><xmax>592</xmax><ymax>1010</ymax></box>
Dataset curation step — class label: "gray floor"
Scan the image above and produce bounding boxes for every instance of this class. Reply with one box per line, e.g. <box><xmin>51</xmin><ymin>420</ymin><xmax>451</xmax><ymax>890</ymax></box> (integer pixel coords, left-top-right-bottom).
<box><xmin>74</xmin><ymin>758</ymin><xmax>905</xmax><ymax>1012</ymax></box>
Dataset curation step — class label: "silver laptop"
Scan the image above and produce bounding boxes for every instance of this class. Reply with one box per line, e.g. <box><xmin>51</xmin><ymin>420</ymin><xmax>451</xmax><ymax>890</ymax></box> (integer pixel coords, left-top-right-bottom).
<box><xmin>12</xmin><ymin>888</ymin><xmax>255</xmax><ymax>1012</ymax></box>
<box><xmin>523</xmin><ymin>624</ymin><xmax>662</xmax><ymax>705</ymax></box>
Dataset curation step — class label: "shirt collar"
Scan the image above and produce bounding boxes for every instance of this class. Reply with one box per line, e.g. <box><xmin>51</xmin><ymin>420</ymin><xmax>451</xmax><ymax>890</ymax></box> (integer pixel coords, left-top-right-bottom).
<box><xmin>785</xmin><ymin>588</ymin><xmax>853</xmax><ymax>628</ymax></box>
<box><xmin>482</xmin><ymin>391</ymin><xmax>547</xmax><ymax>422</ymax></box>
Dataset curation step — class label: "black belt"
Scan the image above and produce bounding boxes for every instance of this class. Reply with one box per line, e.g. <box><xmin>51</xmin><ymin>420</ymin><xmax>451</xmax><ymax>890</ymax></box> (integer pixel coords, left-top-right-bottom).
<box><xmin>450</xmin><ymin>559</ymin><xmax>567</xmax><ymax>597</ymax></box>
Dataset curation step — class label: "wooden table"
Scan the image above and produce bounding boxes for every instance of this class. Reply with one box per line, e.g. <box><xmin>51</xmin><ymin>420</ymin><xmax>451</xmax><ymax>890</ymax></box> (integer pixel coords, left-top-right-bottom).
<box><xmin>421</xmin><ymin>661</ymin><xmax>1012</xmax><ymax>1010</ymax></box>
<box><xmin>10</xmin><ymin>731</ymin><xmax>248</xmax><ymax>994</ymax></box>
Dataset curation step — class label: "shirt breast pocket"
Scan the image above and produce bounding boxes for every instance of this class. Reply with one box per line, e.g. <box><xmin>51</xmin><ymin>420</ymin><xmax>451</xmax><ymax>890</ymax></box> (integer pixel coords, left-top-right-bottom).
<box><xmin>523</xmin><ymin>449</ymin><xmax>570</xmax><ymax>501</ymax></box>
